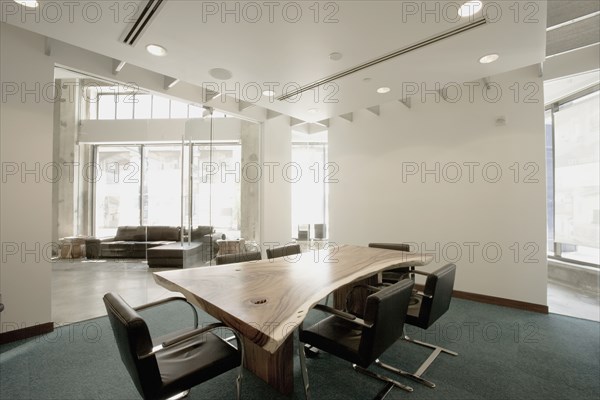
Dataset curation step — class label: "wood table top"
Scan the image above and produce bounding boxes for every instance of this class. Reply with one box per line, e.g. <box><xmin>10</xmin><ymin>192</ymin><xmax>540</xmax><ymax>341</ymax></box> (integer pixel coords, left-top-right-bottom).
<box><xmin>153</xmin><ymin>244</ymin><xmax>433</xmax><ymax>353</ymax></box>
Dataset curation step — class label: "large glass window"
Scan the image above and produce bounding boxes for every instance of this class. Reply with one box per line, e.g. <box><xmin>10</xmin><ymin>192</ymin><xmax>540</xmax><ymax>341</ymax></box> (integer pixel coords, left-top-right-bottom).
<box><xmin>547</xmin><ymin>89</ymin><xmax>600</xmax><ymax>266</ymax></box>
<box><xmin>97</xmin><ymin>93</ymin><xmax>116</xmax><ymax>120</ymax></box>
<box><xmin>142</xmin><ymin>146</ymin><xmax>182</xmax><ymax>226</ymax></box>
<box><xmin>93</xmin><ymin>143</ymin><xmax>241</xmax><ymax>237</ymax></box>
<box><xmin>94</xmin><ymin>146</ymin><xmax>142</xmax><ymax>237</ymax></box>
<box><xmin>134</xmin><ymin>94</ymin><xmax>152</xmax><ymax>119</ymax></box>
<box><xmin>192</xmin><ymin>145</ymin><xmax>242</xmax><ymax>237</ymax></box>
<box><xmin>83</xmin><ymin>86</ymin><xmax>218</xmax><ymax>121</ymax></box>
<box><xmin>291</xmin><ymin>130</ymin><xmax>329</xmax><ymax>239</ymax></box>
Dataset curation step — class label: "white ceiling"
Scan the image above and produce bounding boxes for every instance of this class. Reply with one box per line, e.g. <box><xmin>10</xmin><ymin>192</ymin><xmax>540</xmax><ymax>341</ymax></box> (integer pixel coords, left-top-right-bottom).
<box><xmin>3</xmin><ymin>0</ymin><xmax>547</xmax><ymax>122</ymax></box>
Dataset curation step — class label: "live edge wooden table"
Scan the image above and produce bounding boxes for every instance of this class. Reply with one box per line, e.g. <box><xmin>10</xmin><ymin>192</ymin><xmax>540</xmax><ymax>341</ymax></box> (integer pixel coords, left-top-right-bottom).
<box><xmin>153</xmin><ymin>244</ymin><xmax>433</xmax><ymax>395</ymax></box>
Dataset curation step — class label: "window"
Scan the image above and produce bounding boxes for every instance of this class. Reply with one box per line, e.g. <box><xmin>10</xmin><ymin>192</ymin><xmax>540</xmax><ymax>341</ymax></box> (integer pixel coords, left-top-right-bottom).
<box><xmin>93</xmin><ymin>143</ymin><xmax>241</xmax><ymax>237</ymax></box>
<box><xmin>192</xmin><ymin>145</ymin><xmax>242</xmax><ymax>236</ymax></box>
<box><xmin>134</xmin><ymin>94</ymin><xmax>152</xmax><ymax>119</ymax></box>
<box><xmin>142</xmin><ymin>146</ymin><xmax>182</xmax><ymax>226</ymax></box>
<box><xmin>546</xmin><ymin>89</ymin><xmax>600</xmax><ymax>266</ymax></box>
<box><xmin>116</xmin><ymin>94</ymin><xmax>134</xmax><ymax>119</ymax></box>
<box><xmin>94</xmin><ymin>146</ymin><xmax>142</xmax><ymax>237</ymax></box>
<box><xmin>97</xmin><ymin>93</ymin><xmax>116</xmax><ymax>120</ymax></box>
<box><xmin>152</xmin><ymin>95</ymin><xmax>170</xmax><ymax>119</ymax></box>
<box><xmin>170</xmin><ymin>100</ymin><xmax>189</xmax><ymax>119</ymax></box>
<box><xmin>83</xmin><ymin>87</ymin><xmax>227</xmax><ymax>121</ymax></box>
<box><xmin>291</xmin><ymin>130</ymin><xmax>328</xmax><ymax>240</ymax></box>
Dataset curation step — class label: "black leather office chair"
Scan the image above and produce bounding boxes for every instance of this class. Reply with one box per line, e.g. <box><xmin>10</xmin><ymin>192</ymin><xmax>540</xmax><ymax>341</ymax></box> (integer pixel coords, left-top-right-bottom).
<box><xmin>103</xmin><ymin>293</ymin><xmax>244</xmax><ymax>400</ymax></box>
<box><xmin>375</xmin><ymin>263</ymin><xmax>458</xmax><ymax>388</ymax></box>
<box><xmin>215</xmin><ymin>251</ymin><xmax>262</xmax><ymax>265</ymax></box>
<box><xmin>298</xmin><ymin>279</ymin><xmax>415</xmax><ymax>400</ymax></box>
<box><xmin>266</xmin><ymin>244</ymin><xmax>301</xmax><ymax>260</ymax></box>
<box><xmin>368</xmin><ymin>242</ymin><xmax>413</xmax><ymax>282</ymax></box>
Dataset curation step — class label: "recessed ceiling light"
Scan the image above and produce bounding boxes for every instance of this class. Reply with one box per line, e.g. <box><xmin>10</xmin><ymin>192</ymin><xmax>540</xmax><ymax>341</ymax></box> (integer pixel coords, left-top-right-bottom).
<box><xmin>479</xmin><ymin>54</ymin><xmax>499</xmax><ymax>64</ymax></box>
<box><xmin>329</xmin><ymin>52</ymin><xmax>343</xmax><ymax>61</ymax></box>
<box><xmin>262</xmin><ymin>90</ymin><xmax>275</xmax><ymax>97</ymax></box>
<box><xmin>13</xmin><ymin>0</ymin><xmax>38</xmax><ymax>7</ymax></box>
<box><xmin>458</xmin><ymin>1</ymin><xmax>482</xmax><ymax>17</ymax></box>
<box><xmin>307</xmin><ymin>108</ymin><xmax>319</xmax><ymax>114</ymax></box>
<box><xmin>146</xmin><ymin>44</ymin><xmax>167</xmax><ymax>57</ymax></box>
<box><xmin>209</xmin><ymin>68</ymin><xmax>233</xmax><ymax>80</ymax></box>
<box><xmin>377</xmin><ymin>87</ymin><xmax>391</xmax><ymax>94</ymax></box>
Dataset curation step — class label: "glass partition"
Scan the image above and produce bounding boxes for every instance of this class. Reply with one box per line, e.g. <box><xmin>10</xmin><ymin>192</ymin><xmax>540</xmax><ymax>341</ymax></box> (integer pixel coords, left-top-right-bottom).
<box><xmin>94</xmin><ymin>146</ymin><xmax>142</xmax><ymax>237</ymax></box>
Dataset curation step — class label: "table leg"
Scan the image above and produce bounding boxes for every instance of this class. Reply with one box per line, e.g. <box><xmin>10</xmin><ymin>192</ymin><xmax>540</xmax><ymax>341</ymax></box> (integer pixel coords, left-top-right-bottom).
<box><xmin>242</xmin><ymin>335</ymin><xmax>294</xmax><ymax>395</ymax></box>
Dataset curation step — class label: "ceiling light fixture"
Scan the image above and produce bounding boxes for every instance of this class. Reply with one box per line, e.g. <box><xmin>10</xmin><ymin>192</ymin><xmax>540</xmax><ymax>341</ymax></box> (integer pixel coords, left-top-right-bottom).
<box><xmin>458</xmin><ymin>1</ymin><xmax>482</xmax><ymax>17</ymax></box>
<box><xmin>329</xmin><ymin>52</ymin><xmax>343</xmax><ymax>61</ymax></box>
<box><xmin>146</xmin><ymin>44</ymin><xmax>167</xmax><ymax>57</ymax></box>
<box><xmin>209</xmin><ymin>68</ymin><xmax>233</xmax><ymax>80</ymax></box>
<box><xmin>377</xmin><ymin>87</ymin><xmax>391</xmax><ymax>94</ymax></box>
<box><xmin>13</xmin><ymin>0</ymin><xmax>38</xmax><ymax>7</ymax></box>
<box><xmin>479</xmin><ymin>53</ymin><xmax>499</xmax><ymax>64</ymax></box>
<box><xmin>262</xmin><ymin>90</ymin><xmax>275</xmax><ymax>97</ymax></box>
<box><xmin>307</xmin><ymin>108</ymin><xmax>319</xmax><ymax>114</ymax></box>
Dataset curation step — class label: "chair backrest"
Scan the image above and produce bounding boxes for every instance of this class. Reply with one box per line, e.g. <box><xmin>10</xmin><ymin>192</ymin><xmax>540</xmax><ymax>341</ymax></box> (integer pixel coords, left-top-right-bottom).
<box><xmin>266</xmin><ymin>244</ymin><xmax>302</xmax><ymax>260</ymax></box>
<box><xmin>368</xmin><ymin>242</ymin><xmax>411</xmax><ymax>252</ymax></box>
<box><xmin>103</xmin><ymin>293</ymin><xmax>161</xmax><ymax>398</ymax></box>
<box><xmin>418</xmin><ymin>263</ymin><xmax>456</xmax><ymax>328</ymax></box>
<box><xmin>358</xmin><ymin>279</ymin><xmax>414</xmax><ymax>366</ymax></box>
<box><xmin>368</xmin><ymin>243</ymin><xmax>412</xmax><ymax>274</ymax></box>
<box><xmin>216</xmin><ymin>251</ymin><xmax>262</xmax><ymax>265</ymax></box>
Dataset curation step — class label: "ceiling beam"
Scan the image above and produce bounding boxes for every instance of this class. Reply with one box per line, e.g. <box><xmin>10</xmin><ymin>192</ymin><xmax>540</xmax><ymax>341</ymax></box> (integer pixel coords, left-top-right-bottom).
<box><xmin>44</xmin><ymin>37</ymin><xmax>53</xmax><ymax>56</ymax></box>
<box><xmin>482</xmin><ymin>77</ymin><xmax>492</xmax><ymax>91</ymax></box>
<box><xmin>112</xmin><ymin>59</ymin><xmax>127</xmax><ymax>75</ymax></box>
<box><xmin>238</xmin><ymin>100</ymin><xmax>254</xmax><ymax>112</ymax></box>
<box><xmin>316</xmin><ymin>119</ymin><xmax>330</xmax><ymax>127</ymax></box>
<box><xmin>203</xmin><ymin>89</ymin><xmax>220</xmax><ymax>103</ymax></box>
<box><xmin>290</xmin><ymin>117</ymin><xmax>305</xmax><ymax>126</ymax></box>
<box><xmin>339</xmin><ymin>112</ymin><xmax>353</xmax><ymax>122</ymax></box>
<box><xmin>366</xmin><ymin>106</ymin><xmax>380</xmax><ymax>116</ymax></box>
<box><xmin>399</xmin><ymin>98</ymin><xmax>411</xmax><ymax>109</ymax></box>
<box><xmin>266</xmin><ymin>109</ymin><xmax>282</xmax><ymax>119</ymax></box>
<box><xmin>164</xmin><ymin>76</ymin><xmax>180</xmax><ymax>90</ymax></box>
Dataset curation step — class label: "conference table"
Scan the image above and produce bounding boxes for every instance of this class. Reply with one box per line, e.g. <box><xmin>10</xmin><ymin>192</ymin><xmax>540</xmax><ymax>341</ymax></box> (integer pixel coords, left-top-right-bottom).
<box><xmin>153</xmin><ymin>244</ymin><xmax>433</xmax><ymax>394</ymax></box>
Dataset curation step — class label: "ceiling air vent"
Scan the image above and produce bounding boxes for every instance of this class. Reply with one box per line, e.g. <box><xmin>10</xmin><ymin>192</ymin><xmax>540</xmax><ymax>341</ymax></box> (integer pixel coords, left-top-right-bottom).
<box><xmin>121</xmin><ymin>0</ymin><xmax>166</xmax><ymax>46</ymax></box>
<box><xmin>277</xmin><ymin>16</ymin><xmax>487</xmax><ymax>101</ymax></box>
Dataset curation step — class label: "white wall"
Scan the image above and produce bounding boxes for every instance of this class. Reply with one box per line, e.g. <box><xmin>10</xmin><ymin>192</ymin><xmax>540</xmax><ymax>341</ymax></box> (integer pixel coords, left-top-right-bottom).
<box><xmin>260</xmin><ymin>116</ymin><xmax>293</xmax><ymax>252</ymax></box>
<box><xmin>328</xmin><ymin>65</ymin><xmax>548</xmax><ymax>306</ymax></box>
<box><xmin>1</xmin><ymin>23</ymin><xmax>54</xmax><ymax>329</ymax></box>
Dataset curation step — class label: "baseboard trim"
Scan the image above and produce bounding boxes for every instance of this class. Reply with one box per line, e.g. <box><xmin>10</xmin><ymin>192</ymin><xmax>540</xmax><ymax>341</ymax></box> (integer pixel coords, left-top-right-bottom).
<box><xmin>415</xmin><ymin>285</ymin><xmax>548</xmax><ymax>314</ymax></box>
<box><xmin>0</xmin><ymin>322</ymin><xmax>54</xmax><ymax>345</ymax></box>
<box><xmin>452</xmin><ymin>290</ymin><xmax>548</xmax><ymax>314</ymax></box>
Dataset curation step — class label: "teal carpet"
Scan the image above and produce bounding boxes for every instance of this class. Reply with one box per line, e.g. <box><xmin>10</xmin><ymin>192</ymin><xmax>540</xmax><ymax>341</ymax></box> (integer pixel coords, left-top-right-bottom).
<box><xmin>1</xmin><ymin>298</ymin><xmax>599</xmax><ymax>399</ymax></box>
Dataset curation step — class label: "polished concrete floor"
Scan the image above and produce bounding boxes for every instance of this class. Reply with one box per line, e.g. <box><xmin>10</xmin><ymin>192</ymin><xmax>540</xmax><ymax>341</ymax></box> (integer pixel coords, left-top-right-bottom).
<box><xmin>51</xmin><ymin>259</ymin><xmax>600</xmax><ymax>326</ymax></box>
<box><xmin>52</xmin><ymin>259</ymin><xmax>181</xmax><ymax>325</ymax></box>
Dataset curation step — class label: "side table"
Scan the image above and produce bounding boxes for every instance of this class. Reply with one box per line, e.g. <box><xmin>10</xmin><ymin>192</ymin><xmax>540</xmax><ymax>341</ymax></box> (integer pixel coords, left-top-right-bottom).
<box><xmin>59</xmin><ymin>237</ymin><xmax>87</xmax><ymax>259</ymax></box>
<box><xmin>216</xmin><ymin>238</ymin><xmax>245</xmax><ymax>255</ymax></box>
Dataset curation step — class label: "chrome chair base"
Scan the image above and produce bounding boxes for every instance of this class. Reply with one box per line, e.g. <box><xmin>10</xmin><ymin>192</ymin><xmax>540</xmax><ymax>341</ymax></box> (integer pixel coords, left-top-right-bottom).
<box><xmin>380</xmin><ymin>334</ymin><xmax>458</xmax><ymax>388</ymax></box>
<box><xmin>166</xmin><ymin>390</ymin><xmax>190</xmax><ymax>400</ymax></box>
<box><xmin>375</xmin><ymin>359</ymin><xmax>436</xmax><ymax>388</ymax></box>
<box><xmin>352</xmin><ymin>364</ymin><xmax>414</xmax><ymax>394</ymax></box>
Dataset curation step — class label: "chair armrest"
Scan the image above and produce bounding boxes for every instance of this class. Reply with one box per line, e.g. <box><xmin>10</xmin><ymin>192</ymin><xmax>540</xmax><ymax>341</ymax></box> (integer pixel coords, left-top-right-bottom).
<box><xmin>410</xmin><ymin>270</ymin><xmax>431</xmax><ymax>277</ymax></box>
<box><xmin>139</xmin><ymin>322</ymin><xmax>244</xmax><ymax>359</ymax></box>
<box><xmin>413</xmin><ymin>290</ymin><xmax>433</xmax><ymax>299</ymax></box>
<box><xmin>134</xmin><ymin>297</ymin><xmax>198</xmax><ymax>328</ymax></box>
<box><xmin>313</xmin><ymin>304</ymin><xmax>373</xmax><ymax>329</ymax></box>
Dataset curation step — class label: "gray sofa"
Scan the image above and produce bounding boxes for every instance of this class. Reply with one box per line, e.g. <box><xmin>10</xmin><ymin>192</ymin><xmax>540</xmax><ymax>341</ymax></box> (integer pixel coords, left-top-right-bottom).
<box><xmin>99</xmin><ymin>226</ymin><xmax>221</xmax><ymax>261</ymax></box>
<box><xmin>99</xmin><ymin>226</ymin><xmax>181</xmax><ymax>258</ymax></box>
